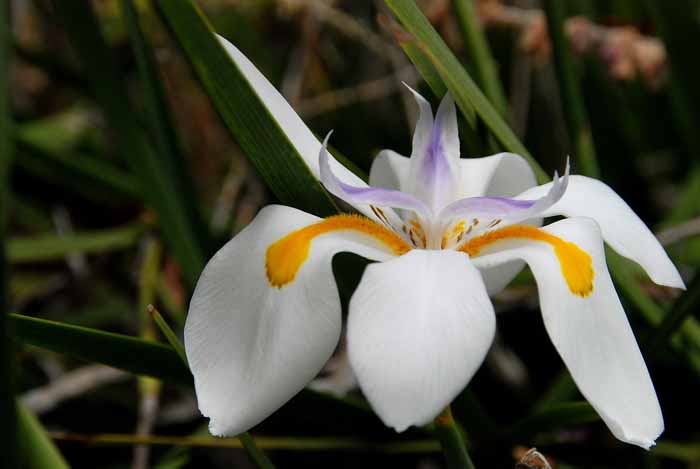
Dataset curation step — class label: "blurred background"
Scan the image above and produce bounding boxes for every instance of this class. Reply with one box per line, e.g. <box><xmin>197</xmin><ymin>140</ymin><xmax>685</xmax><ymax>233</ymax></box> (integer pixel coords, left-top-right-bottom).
<box><xmin>4</xmin><ymin>0</ymin><xmax>700</xmax><ymax>467</ymax></box>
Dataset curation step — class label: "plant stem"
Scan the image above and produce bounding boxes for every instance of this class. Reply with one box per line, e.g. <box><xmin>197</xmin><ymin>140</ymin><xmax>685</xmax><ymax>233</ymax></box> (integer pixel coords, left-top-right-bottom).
<box><xmin>17</xmin><ymin>403</ymin><xmax>70</xmax><ymax>469</ymax></box>
<box><xmin>434</xmin><ymin>406</ymin><xmax>476</xmax><ymax>469</ymax></box>
<box><xmin>238</xmin><ymin>433</ymin><xmax>276</xmax><ymax>469</ymax></box>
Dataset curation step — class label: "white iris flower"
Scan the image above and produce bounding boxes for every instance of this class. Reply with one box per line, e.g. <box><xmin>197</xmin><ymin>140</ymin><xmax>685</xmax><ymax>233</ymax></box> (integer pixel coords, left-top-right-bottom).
<box><xmin>184</xmin><ymin>35</ymin><xmax>684</xmax><ymax>450</ymax></box>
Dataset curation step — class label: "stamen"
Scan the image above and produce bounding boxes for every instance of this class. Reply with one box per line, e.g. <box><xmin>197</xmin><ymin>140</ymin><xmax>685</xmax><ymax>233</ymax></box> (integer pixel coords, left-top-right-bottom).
<box><xmin>369</xmin><ymin>205</ymin><xmax>390</xmax><ymax>227</ymax></box>
<box><xmin>266</xmin><ymin>214</ymin><xmax>411</xmax><ymax>288</ymax></box>
<box><xmin>408</xmin><ymin>230</ymin><xmax>418</xmax><ymax>247</ymax></box>
<box><xmin>460</xmin><ymin>225</ymin><xmax>594</xmax><ymax>297</ymax></box>
<box><xmin>442</xmin><ymin>220</ymin><xmax>466</xmax><ymax>249</ymax></box>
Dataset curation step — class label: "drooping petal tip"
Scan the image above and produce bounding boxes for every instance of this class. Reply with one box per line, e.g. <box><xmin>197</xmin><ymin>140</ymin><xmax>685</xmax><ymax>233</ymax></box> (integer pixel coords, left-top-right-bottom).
<box><xmin>471</xmin><ymin>217</ymin><xmax>664</xmax><ymax>449</ymax></box>
<box><xmin>514</xmin><ymin>174</ymin><xmax>685</xmax><ymax>290</ymax></box>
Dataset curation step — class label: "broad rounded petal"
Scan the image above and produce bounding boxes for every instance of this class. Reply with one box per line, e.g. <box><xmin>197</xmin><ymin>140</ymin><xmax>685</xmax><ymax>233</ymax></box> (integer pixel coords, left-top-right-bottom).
<box><xmin>319</xmin><ymin>135</ymin><xmax>430</xmax><ymax>218</ymax></box>
<box><xmin>459</xmin><ymin>153</ymin><xmax>537</xmax><ymax>198</ymax></box>
<box><xmin>515</xmin><ymin>175</ymin><xmax>684</xmax><ymax>289</ymax></box>
<box><xmin>347</xmin><ymin>250</ymin><xmax>496</xmax><ymax>431</ymax></box>
<box><xmin>185</xmin><ymin>205</ymin><xmax>399</xmax><ymax>436</ymax></box>
<box><xmin>216</xmin><ymin>34</ymin><xmax>378</xmax><ymax>220</ymax></box>
<box><xmin>369</xmin><ymin>149</ymin><xmax>409</xmax><ymax>191</ymax></box>
<box><xmin>471</xmin><ymin>218</ymin><xmax>663</xmax><ymax>448</ymax></box>
<box><xmin>479</xmin><ymin>261</ymin><xmax>527</xmax><ymax>296</ymax></box>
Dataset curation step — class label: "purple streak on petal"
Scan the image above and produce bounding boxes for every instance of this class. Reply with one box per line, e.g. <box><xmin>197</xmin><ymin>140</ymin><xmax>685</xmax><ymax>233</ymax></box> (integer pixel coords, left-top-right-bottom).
<box><xmin>439</xmin><ymin>159</ymin><xmax>570</xmax><ymax>223</ymax></box>
<box><xmin>438</xmin><ymin>196</ymin><xmax>536</xmax><ymax>218</ymax></box>
<box><xmin>319</xmin><ymin>132</ymin><xmax>431</xmax><ymax>218</ymax></box>
<box><xmin>407</xmin><ymin>92</ymin><xmax>462</xmax><ymax>212</ymax></box>
<box><xmin>417</xmin><ymin>117</ymin><xmax>451</xmax><ymax>186</ymax></box>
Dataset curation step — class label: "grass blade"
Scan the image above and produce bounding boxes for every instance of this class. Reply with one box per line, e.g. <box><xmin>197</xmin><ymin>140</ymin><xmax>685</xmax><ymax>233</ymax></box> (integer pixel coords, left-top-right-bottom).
<box><xmin>646</xmin><ymin>272</ymin><xmax>700</xmax><ymax>353</ymax></box>
<box><xmin>121</xmin><ymin>0</ymin><xmax>209</xmax><ymax>252</ymax></box>
<box><xmin>17</xmin><ymin>402</ymin><xmax>70</xmax><ymax>469</ymax></box>
<box><xmin>10</xmin><ymin>313</ymin><xmax>192</xmax><ymax>386</ymax></box>
<box><xmin>53</xmin><ymin>0</ymin><xmax>206</xmax><ymax>288</ymax></box>
<box><xmin>149</xmin><ymin>305</ymin><xmax>187</xmax><ymax>367</ymax></box>
<box><xmin>156</xmin><ymin>0</ymin><xmax>338</xmax><ymax>217</ymax></box>
<box><xmin>453</xmin><ymin>0</ymin><xmax>508</xmax><ymax>116</ymax></box>
<box><xmin>543</xmin><ymin>0</ymin><xmax>600</xmax><ymax>178</ymax></box>
<box><xmin>48</xmin><ymin>432</ymin><xmax>440</xmax><ymax>453</ymax></box>
<box><xmin>8</xmin><ymin>224</ymin><xmax>145</xmax><ymax>263</ymax></box>
<box><xmin>645</xmin><ymin>0</ymin><xmax>700</xmax><ymax>158</ymax></box>
<box><xmin>15</xmin><ymin>111</ymin><xmax>141</xmax><ymax>201</ymax></box>
<box><xmin>504</xmin><ymin>401</ymin><xmax>599</xmax><ymax>441</ymax></box>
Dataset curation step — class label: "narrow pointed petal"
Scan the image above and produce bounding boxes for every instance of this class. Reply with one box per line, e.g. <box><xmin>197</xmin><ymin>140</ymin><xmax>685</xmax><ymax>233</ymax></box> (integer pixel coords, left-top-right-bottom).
<box><xmin>217</xmin><ymin>35</ymin><xmax>379</xmax><ymax>220</ymax></box>
<box><xmin>347</xmin><ymin>250</ymin><xmax>496</xmax><ymax>431</ymax></box>
<box><xmin>405</xmin><ymin>84</ymin><xmax>434</xmax><ymax>157</ymax></box>
<box><xmin>515</xmin><ymin>175</ymin><xmax>684</xmax><ymax>289</ymax></box>
<box><xmin>319</xmin><ymin>134</ymin><xmax>430</xmax><ymax>218</ymax></box>
<box><xmin>439</xmin><ymin>161</ymin><xmax>569</xmax><ymax>222</ymax></box>
<box><xmin>404</xmin><ymin>88</ymin><xmax>461</xmax><ymax>212</ymax></box>
<box><xmin>433</xmin><ymin>93</ymin><xmax>460</xmax><ymax>163</ymax></box>
<box><xmin>186</xmin><ymin>205</ymin><xmax>403</xmax><ymax>436</ymax></box>
<box><xmin>471</xmin><ymin>218</ymin><xmax>663</xmax><ymax>448</ymax></box>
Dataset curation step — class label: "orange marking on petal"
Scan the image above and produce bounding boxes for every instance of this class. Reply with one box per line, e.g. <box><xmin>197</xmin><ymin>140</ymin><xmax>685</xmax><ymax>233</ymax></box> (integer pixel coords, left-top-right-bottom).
<box><xmin>460</xmin><ymin>225</ymin><xmax>594</xmax><ymax>297</ymax></box>
<box><xmin>265</xmin><ymin>214</ymin><xmax>411</xmax><ymax>288</ymax></box>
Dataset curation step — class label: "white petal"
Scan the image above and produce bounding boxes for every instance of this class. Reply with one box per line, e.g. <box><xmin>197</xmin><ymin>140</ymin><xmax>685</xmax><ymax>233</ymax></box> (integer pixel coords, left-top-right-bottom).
<box><xmin>459</xmin><ymin>152</ymin><xmax>538</xmax><ymax>198</ymax></box>
<box><xmin>185</xmin><ymin>205</ymin><xmax>397</xmax><ymax>436</ymax></box>
<box><xmin>369</xmin><ymin>149</ymin><xmax>410</xmax><ymax>191</ymax></box>
<box><xmin>347</xmin><ymin>250</ymin><xmax>496</xmax><ymax>431</ymax></box>
<box><xmin>433</xmin><ymin>93</ymin><xmax>460</xmax><ymax>163</ymax></box>
<box><xmin>471</xmin><ymin>217</ymin><xmax>663</xmax><ymax>448</ymax></box>
<box><xmin>405</xmin><ymin>85</ymin><xmax>434</xmax><ymax>159</ymax></box>
<box><xmin>516</xmin><ymin>176</ymin><xmax>684</xmax><ymax>289</ymax></box>
<box><xmin>216</xmin><ymin>35</ymin><xmax>379</xmax><ymax>220</ymax></box>
<box><xmin>403</xmin><ymin>88</ymin><xmax>461</xmax><ymax>212</ymax></box>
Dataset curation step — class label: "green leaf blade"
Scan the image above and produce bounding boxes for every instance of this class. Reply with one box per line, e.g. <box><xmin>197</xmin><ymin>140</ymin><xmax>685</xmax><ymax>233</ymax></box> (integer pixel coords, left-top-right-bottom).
<box><xmin>156</xmin><ymin>0</ymin><xmax>338</xmax><ymax>218</ymax></box>
<box><xmin>10</xmin><ymin>314</ymin><xmax>192</xmax><ymax>387</ymax></box>
<box><xmin>53</xmin><ymin>0</ymin><xmax>207</xmax><ymax>288</ymax></box>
